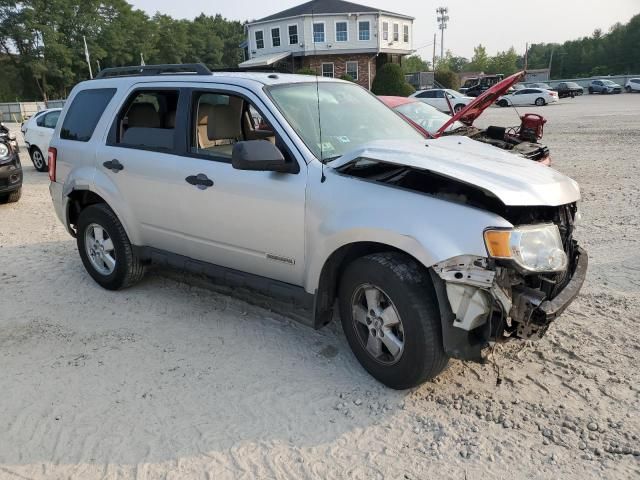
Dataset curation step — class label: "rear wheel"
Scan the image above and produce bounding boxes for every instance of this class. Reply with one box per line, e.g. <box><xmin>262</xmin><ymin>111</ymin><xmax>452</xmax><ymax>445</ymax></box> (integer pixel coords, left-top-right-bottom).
<box><xmin>338</xmin><ymin>252</ymin><xmax>448</xmax><ymax>389</ymax></box>
<box><xmin>77</xmin><ymin>203</ymin><xmax>146</xmax><ymax>290</ymax></box>
<box><xmin>588</xmin><ymin>87</ymin><xmax>594</xmax><ymax>94</ymax></box>
<box><xmin>497</xmin><ymin>99</ymin><xmax>509</xmax><ymax>107</ymax></box>
<box><xmin>454</xmin><ymin>103</ymin><xmax>465</xmax><ymax>113</ymax></box>
<box><xmin>535</xmin><ymin>97</ymin><xmax>546</xmax><ymax>106</ymax></box>
<box><xmin>625</xmin><ymin>86</ymin><xmax>632</xmax><ymax>93</ymax></box>
<box><xmin>30</xmin><ymin>146</ymin><xmax>47</xmax><ymax>172</ymax></box>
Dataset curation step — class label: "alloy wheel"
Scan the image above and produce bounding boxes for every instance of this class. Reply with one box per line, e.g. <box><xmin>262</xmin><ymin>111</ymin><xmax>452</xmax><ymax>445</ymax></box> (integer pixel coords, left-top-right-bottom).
<box><xmin>32</xmin><ymin>149</ymin><xmax>44</xmax><ymax>170</ymax></box>
<box><xmin>351</xmin><ymin>284</ymin><xmax>405</xmax><ymax>365</ymax></box>
<box><xmin>84</xmin><ymin>223</ymin><xmax>116</xmax><ymax>275</ymax></box>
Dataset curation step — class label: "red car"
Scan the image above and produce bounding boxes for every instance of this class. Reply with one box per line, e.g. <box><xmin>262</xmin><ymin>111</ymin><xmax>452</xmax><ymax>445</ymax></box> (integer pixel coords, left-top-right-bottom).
<box><xmin>380</xmin><ymin>71</ymin><xmax>551</xmax><ymax>165</ymax></box>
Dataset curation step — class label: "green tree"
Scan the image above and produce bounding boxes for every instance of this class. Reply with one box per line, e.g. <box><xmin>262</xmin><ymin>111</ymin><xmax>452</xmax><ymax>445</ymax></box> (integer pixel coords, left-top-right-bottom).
<box><xmin>401</xmin><ymin>54</ymin><xmax>430</xmax><ymax>74</ymax></box>
<box><xmin>467</xmin><ymin>44</ymin><xmax>489</xmax><ymax>72</ymax></box>
<box><xmin>371</xmin><ymin>63</ymin><xmax>415</xmax><ymax>96</ymax></box>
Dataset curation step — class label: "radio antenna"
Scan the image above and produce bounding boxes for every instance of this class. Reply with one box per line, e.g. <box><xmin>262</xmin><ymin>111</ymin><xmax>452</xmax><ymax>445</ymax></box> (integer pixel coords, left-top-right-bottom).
<box><xmin>311</xmin><ymin>6</ymin><xmax>326</xmax><ymax>183</ymax></box>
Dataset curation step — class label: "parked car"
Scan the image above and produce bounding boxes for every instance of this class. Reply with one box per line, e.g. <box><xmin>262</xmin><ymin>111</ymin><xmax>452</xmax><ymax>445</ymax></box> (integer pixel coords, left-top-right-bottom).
<box><xmin>23</xmin><ymin>108</ymin><xmax>61</xmax><ymax>172</ymax></box>
<box><xmin>555</xmin><ymin>82</ymin><xmax>584</xmax><ymax>98</ymax></box>
<box><xmin>497</xmin><ymin>88</ymin><xmax>559</xmax><ymax>107</ymax></box>
<box><xmin>458</xmin><ymin>77</ymin><xmax>478</xmax><ymax>95</ymax></box>
<box><xmin>527</xmin><ymin>82</ymin><xmax>554</xmax><ymax>90</ymax></box>
<box><xmin>588</xmin><ymin>79</ymin><xmax>622</xmax><ymax>94</ymax></box>
<box><xmin>0</xmin><ymin>123</ymin><xmax>22</xmax><ymax>203</ymax></box>
<box><xmin>409</xmin><ymin>89</ymin><xmax>474</xmax><ymax>113</ymax></box>
<box><xmin>625</xmin><ymin>78</ymin><xmax>640</xmax><ymax>93</ymax></box>
<box><xmin>464</xmin><ymin>74</ymin><xmax>505</xmax><ymax>97</ymax></box>
<box><xmin>381</xmin><ymin>71</ymin><xmax>551</xmax><ymax>164</ymax></box>
<box><xmin>49</xmin><ymin>64</ymin><xmax>587</xmax><ymax>389</ymax></box>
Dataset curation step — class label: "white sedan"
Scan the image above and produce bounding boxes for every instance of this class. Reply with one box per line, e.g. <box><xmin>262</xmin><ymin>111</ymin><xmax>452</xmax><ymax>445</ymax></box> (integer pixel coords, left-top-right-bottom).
<box><xmin>497</xmin><ymin>88</ymin><xmax>559</xmax><ymax>107</ymax></box>
<box><xmin>410</xmin><ymin>89</ymin><xmax>474</xmax><ymax>113</ymax></box>
<box><xmin>23</xmin><ymin>108</ymin><xmax>61</xmax><ymax>172</ymax></box>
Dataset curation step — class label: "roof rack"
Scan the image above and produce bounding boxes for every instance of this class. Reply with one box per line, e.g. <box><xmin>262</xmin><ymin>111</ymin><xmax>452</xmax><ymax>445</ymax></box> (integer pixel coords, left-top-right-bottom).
<box><xmin>95</xmin><ymin>63</ymin><xmax>212</xmax><ymax>79</ymax></box>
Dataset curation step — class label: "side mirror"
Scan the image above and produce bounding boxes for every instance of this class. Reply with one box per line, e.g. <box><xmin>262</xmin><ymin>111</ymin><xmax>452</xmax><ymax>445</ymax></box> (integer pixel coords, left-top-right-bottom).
<box><xmin>232</xmin><ymin>140</ymin><xmax>297</xmax><ymax>173</ymax></box>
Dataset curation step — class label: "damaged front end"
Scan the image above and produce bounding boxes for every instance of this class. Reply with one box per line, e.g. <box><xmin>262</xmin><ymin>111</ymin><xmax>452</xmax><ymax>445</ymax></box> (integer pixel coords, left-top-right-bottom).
<box><xmin>430</xmin><ymin>203</ymin><xmax>587</xmax><ymax>362</ymax></box>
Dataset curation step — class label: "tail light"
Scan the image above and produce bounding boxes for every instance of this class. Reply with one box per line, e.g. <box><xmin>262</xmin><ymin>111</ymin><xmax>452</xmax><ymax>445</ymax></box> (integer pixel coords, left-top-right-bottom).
<box><xmin>48</xmin><ymin>147</ymin><xmax>57</xmax><ymax>182</ymax></box>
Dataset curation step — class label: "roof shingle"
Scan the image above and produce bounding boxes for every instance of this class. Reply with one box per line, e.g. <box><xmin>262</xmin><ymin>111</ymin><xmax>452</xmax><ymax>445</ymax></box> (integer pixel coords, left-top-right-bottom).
<box><xmin>253</xmin><ymin>0</ymin><xmax>410</xmax><ymax>23</ymax></box>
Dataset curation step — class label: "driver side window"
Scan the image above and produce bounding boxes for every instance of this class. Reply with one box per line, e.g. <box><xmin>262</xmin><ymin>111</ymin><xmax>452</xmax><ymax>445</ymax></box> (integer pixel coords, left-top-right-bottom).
<box><xmin>190</xmin><ymin>91</ymin><xmax>296</xmax><ymax>166</ymax></box>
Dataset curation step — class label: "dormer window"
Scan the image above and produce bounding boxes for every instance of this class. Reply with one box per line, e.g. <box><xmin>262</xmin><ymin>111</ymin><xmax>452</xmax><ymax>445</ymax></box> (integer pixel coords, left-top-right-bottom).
<box><xmin>313</xmin><ymin>22</ymin><xmax>325</xmax><ymax>43</ymax></box>
<box><xmin>358</xmin><ymin>21</ymin><xmax>370</xmax><ymax>41</ymax></box>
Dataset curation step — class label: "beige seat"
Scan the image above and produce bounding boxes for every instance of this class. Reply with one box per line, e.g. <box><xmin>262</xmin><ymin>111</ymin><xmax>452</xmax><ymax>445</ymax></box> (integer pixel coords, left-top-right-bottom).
<box><xmin>208</xmin><ymin>96</ymin><xmax>244</xmax><ymax>147</ymax></box>
<box><xmin>127</xmin><ymin>103</ymin><xmax>160</xmax><ymax>128</ymax></box>
<box><xmin>197</xmin><ymin>104</ymin><xmax>215</xmax><ymax>148</ymax></box>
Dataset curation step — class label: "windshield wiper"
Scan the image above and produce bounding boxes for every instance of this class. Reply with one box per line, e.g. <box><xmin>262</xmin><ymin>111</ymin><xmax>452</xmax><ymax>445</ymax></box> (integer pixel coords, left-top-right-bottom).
<box><xmin>321</xmin><ymin>155</ymin><xmax>342</xmax><ymax>164</ymax></box>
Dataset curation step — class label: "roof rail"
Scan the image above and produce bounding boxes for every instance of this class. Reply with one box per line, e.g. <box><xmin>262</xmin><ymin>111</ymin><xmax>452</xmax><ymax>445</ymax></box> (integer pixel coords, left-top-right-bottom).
<box><xmin>95</xmin><ymin>63</ymin><xmax>212</xmax><ymax>79</ymax></box>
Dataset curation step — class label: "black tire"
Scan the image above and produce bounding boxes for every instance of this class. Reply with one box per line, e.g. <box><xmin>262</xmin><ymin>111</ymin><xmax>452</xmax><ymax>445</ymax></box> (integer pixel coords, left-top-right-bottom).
<box><xmin>454</xmin><ymin>103</ymin><xmax>465</xmax><ymax>113</ymax></box>
<box><xmin>588</xmin><ymin>87</ymin><xmax>594</xmax><ymax>94</ymax></box>
<box><xmin>77</xmin><ymin>203</ymin><xmax>145</xmax><ymax>290</ymax></box>
<box><xmin>338</xmin><ymin>252</ymin><xmax>448</xmax><ymax>389</ymax></box>
<box><xmin>497</xmin><ymin>99</ymin><xmax>509</xmax><ymax>107</ymax></box>
<box><xmin>535</xmin><ymin>97</ymin><xmax>546</xmax><ymax>106</ymax></box>
<box><xmin>30</xmin><ymin>146</ymin><xmax>47</xmax><ymax>172</ymax></box>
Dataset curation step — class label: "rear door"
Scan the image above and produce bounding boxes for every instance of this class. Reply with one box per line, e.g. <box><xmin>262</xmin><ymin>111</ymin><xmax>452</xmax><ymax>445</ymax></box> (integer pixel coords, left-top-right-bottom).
<box><xmin>94</xmin><ymin>84</ymin><xmax>188</xmax><ymax>253</ymax></box>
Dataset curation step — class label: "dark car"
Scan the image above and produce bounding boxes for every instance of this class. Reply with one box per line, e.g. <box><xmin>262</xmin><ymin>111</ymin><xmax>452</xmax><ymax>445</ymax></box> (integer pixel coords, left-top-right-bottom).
<box><xmin>464</xmin><ymin>74</ymin><xmax>504</xmax><ymax>97</ymax></box>
<box><xmin>0</xmin><ymin>123</ymin><xmax>22</xmax><ymax>203</ymax></box>
<box><xmin>555</xmin><ymin>82</ymin><xmax>584</xmax><ymax>98</ymax></box>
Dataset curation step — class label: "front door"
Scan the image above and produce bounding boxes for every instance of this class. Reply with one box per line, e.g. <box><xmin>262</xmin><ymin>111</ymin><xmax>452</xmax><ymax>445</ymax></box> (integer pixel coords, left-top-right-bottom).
<box><xmin>170</xmin><ymin>86</ymin><xmax>307</xmax><ymax>286</ymax></box>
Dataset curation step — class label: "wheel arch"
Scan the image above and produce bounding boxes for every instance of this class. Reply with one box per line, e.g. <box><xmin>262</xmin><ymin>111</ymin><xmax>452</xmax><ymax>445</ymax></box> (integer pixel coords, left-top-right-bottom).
<box><xmin>310</xmin><ymin>241</ymin><xmax>430</xmax><ymax>329</ymax></box>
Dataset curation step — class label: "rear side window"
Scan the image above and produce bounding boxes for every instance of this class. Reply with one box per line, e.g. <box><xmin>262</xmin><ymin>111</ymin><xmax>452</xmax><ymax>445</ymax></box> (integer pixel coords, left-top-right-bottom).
<box><xmin>61</xmin><ymin>88</ymin><xmax>116</xmax><ymax>142</ymax></box>
<box><xmin>114</xmin><ymin>89</ymin><xmax>179</xmax><ymax>151</ymax></box>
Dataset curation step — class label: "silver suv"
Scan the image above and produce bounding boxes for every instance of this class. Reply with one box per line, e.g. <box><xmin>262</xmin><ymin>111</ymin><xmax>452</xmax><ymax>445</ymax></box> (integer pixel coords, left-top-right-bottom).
<box><xmin>49</xmin><ymin>64</ymin><xmax>587</xmax><ymax>389</ymax></box>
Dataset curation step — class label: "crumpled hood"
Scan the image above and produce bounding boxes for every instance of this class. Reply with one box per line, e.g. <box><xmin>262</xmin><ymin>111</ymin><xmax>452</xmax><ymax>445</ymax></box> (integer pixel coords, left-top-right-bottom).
<box><xmin>330</xmin><ymin>137</ymin><xmax>581</xmax><ymax>207</ymax></box>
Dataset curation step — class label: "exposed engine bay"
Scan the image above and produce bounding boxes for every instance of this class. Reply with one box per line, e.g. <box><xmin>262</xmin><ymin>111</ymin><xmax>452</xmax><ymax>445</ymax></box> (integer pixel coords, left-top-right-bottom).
<box><xmin>446</xmin><ymin>125</ymin><xmax>551</xmax><ymax>163</ymax></box>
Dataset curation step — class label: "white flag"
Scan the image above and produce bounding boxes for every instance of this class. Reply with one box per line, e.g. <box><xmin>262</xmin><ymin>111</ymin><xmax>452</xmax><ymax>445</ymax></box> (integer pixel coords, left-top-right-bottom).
<box><xmin>83</xmin><ymin>36</ymin><xmax>93</xmax><ymax>79</ymax></box>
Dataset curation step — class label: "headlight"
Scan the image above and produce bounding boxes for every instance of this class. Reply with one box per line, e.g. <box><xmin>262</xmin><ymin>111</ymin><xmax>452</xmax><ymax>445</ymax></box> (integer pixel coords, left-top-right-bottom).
<box><xmin>484</xmin><ymin>224</ymin><xmax>567</xmax><ymax>272</ymax></box>
<box><xmin>0</xmin><ymin>142</ymin><xmax>9</xmax><ymax>159</ymax></box>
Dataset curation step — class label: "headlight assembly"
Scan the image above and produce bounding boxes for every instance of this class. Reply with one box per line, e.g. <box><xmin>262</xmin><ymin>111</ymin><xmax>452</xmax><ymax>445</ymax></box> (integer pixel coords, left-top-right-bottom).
<box><xmin>484</xmin><ymin>224</ymin><xmax>567</xmax><ymax>273</ymax></box>
<box><xmin>0</xmin><ymin>142</ymin><xmax>10</xmax><ymax>160</ymax></box>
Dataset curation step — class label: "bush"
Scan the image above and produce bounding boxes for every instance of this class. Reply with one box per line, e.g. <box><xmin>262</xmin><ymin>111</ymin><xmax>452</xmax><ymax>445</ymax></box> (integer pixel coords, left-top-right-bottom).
<box><xmin>371</xmin><ymin>63</ymin><xmax>415</xmax><ymax>96</ymax></box>
<box><xmin>434</xmin><ymin>69</ymin><xmax>460</xmax><ymax>90</ymax></box>
<box><xmin>296</xmin><ymin>67</ymin><xmax>317</xmax><ymax>76</ymax></box>
<box><xmin>340</xmin><ymin>73</ymin><xmax>355</xmax><ymax>82</ymax></box>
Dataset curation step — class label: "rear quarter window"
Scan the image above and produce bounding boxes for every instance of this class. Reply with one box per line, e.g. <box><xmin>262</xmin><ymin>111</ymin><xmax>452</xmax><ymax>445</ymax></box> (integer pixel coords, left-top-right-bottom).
<box><xmin>60</xmin><ymin>88</ymin><xmax>116</xmax><ymax>142</ymax></box>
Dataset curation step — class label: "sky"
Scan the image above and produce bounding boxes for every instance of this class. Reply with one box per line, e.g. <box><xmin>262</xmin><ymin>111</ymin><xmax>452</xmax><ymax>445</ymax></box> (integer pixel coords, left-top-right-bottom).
<box><xmin>129</xmin><ymin>0</ymin><xmax>639</xmax><ymax>59</ymax></box>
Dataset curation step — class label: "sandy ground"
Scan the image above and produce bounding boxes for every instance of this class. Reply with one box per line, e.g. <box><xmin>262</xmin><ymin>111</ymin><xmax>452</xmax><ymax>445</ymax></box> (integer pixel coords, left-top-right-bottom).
<box><xmin>0</xmin><ymin>93</ymin><xmax>639</xmax><ymax>479</ymax></box>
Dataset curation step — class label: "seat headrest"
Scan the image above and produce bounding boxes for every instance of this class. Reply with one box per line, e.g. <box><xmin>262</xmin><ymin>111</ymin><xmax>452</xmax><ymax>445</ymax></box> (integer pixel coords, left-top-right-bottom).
<box><xmin>208</xmin><ymin>103</ymin><xmax>243</xmax><ymax>140</ymax></box>
<box><xmin>127</xmin><ymin>103</ymin><xmax>160</xmax><ymax>128</ymax></box>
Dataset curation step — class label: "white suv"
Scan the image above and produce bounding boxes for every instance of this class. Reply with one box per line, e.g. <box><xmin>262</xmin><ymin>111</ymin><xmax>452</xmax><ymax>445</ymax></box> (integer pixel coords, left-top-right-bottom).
<box><xmin>48</xmin><ymin>64</ymin><xmax>587</xmax><ymax>389</ymax></box>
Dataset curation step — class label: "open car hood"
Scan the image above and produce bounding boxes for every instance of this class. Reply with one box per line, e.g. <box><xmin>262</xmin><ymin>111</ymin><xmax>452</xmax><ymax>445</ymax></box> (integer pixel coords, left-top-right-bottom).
<box><xmin>436</xmin><ymin>71</ymin><xmax>525</xmax><ymax>137</ymax></box>
<box><xmin>330</xmin><ymin>138</ymin><xmax>580</xmax><ymax>207</ymax></box>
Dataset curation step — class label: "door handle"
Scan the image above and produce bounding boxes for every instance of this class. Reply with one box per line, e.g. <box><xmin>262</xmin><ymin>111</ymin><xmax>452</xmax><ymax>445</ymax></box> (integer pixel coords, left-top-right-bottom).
<box><xmin>185</xmin><ymin>173</ymin><xmax>214</xmax><ymax>190</ymax></box>
<box><xmin>103</xmin><ymin>159</ymin><xmax>124</xmax><ymax>172</ymax></box>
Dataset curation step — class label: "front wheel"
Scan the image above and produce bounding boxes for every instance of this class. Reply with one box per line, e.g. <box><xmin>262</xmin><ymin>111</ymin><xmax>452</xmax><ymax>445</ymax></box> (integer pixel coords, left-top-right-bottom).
<box><xmin>338</xmin><ymin>252</ymin><xmax>448</xmax><ymax>389</ymax></box>
<box><xmin>535</xmin><ymin>97</ymin><xmax>546</xmax><ymax>106</ymax></box>
<box><xmin>454</xmin><ymin>103</ymin><xmax>465</xmax><ymax>113</ymax></box>
<box><xmin>497</xmin><ymin>99</ymin><xmax>509</xmax><ymax>107</ymax></box>
<box><xmin>588</xmin><ymin>87</ymin><xmax>594</xmax><ymax>94</ymax></box>
<box><xmin>77</xmin><ymin>203</ymin><xmax>146</xmax><ymax>290</ymax></box>
<box><xmin>625</xmin><ymin>86</ymin><xmax>632</xmax><ymax>93</ymax></box>
<box><xmin>30</xmin><ymin>147</ymin><xmax>47</xmax><ymax>172</ymax></box>
<box><xmin>0</xmin><ymin>187</ymin><xmax>22</xmax><ymax>204</ymax></box>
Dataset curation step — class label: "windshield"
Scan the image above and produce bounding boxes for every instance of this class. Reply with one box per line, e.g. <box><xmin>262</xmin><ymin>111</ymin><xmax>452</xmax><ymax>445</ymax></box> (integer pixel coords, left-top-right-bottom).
<box><xmin>268</xmin><ymin>82</ymin><xmax>423</xmax><ymax>160</ymax></box>
<box><xmin>394</xmin><ymin>101</ymin><xmax>464</xmax><ymax>135</ymax></box>
<box><xmin>602</xmin><ymin>80</ymin><xmax>616</xmax><ymax>85</ymax></box>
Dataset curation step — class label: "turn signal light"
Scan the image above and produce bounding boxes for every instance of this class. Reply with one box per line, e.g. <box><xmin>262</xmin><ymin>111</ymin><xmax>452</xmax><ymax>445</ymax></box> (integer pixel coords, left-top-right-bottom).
<box><xmin>483</xmin><ymin>230</ymin><xmax>512</xmax><ymax>258</ymax></box>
